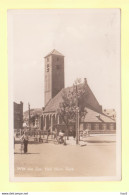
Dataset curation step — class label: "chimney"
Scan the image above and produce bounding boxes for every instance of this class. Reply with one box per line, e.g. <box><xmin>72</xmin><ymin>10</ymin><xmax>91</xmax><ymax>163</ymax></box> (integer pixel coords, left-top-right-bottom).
<box><xmin>84</xmin><ymin>78</ymin><xmax>87</xmax><ymax>85</ymax></box>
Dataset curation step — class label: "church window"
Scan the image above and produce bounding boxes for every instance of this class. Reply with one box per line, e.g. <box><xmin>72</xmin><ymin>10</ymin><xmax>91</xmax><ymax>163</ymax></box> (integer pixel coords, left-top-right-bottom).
<box><xmin>46</xmin><ymin>64</ymin><xmax>49</xmax><ymax>72</ymax></box>
<box><xmin>47</xmin><ymin>57</ymin><xmax>49</xmax><ymax>62</ymax></box>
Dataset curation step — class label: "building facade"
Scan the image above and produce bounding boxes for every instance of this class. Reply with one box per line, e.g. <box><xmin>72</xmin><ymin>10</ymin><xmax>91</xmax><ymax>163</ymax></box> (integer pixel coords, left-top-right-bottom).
<box><xmin>44</xmin><ymin>49</ymin><xmax>65</xmax><ymax>106</ymax></box>
<box><xmin>40</xmin><ymin>49</ymin><xmax>116</xmax><ymax>134</ymax></box>
<box><xmin>14</xmin><ymin>101</ymin><xmax>23</xmax><ymax>130</ymax></box>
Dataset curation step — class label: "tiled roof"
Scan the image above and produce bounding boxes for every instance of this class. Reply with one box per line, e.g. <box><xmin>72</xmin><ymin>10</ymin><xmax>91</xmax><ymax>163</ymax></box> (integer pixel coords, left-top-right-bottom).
<box><xmin>43</xmin><ymin>88</ymin><xmax>68</xmax><ymax>112</ymax></box>
<box><xmin>44</xmin><ymin>49</ymin><xmax>64</xmax><ymax>58</ymax></box>
<box><xmin>82</xmin><ymin>108</ymin><xmax>115</xmax><ymax>123</ymax></box>
<box><xmin>103</xmin><ymin>109</ymin><xmax>116</xmax><ymax>116</ymax></box>
<box><xmin>44</xmin><ymin>84</ymin><xmax>88</xmax><ymax>112</ymax></box>
<box><xmin>43</xmin><ymin>85</ymin><xmax>115</xmax><ymax>123</ymax></box>
<box><xmin>44</xmin><ymin>81</ymin><xmax>102</xmax><ymax>112</ymax></box>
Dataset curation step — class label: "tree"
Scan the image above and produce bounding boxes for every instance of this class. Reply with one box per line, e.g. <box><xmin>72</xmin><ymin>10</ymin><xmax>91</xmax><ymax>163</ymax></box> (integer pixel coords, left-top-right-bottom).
<box><xmin>57</xmin><ymin>78</ymin><xmax>89</xmax><ymax>140</ymax></box>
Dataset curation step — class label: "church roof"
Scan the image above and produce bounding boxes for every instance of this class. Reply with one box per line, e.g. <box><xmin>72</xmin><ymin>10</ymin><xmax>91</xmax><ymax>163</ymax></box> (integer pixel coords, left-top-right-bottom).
<box><xmin>44</xmin><ymin>49</ymin><xmax>64</xmax><ymax>58</ymax></box>
<box><xmin>44</xmin><ymin>81</ymin><xmax>102</xmax><ymax>113</ymax></box>
<box><xmin>43</xmin><ymin>85</ymin><xmax>115</xmax><ymax>123</ymax></box>
<box><xmin>43</xmin><ymin>87</ymin><xmax>69</xmax><ymax>113</ymax></box>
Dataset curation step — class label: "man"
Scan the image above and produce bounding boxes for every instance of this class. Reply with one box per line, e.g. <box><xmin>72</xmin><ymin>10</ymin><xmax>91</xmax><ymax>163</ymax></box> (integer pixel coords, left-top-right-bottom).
<box><xmin>20</xmin><ymin>132</ymin><xmax>29</xmax><ymax>154</ymax></box>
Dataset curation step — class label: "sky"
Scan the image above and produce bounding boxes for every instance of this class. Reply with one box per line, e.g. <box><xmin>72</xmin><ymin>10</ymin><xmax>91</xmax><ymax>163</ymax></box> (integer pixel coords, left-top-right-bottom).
<box><xmin>8</xmin><ymin>9</ymin><xmax>120</xmax><ymax>111</ymax></box>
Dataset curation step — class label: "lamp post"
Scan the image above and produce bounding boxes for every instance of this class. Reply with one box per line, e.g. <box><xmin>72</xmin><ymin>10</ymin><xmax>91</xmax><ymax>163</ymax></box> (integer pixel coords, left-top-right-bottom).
<box><xmin>64</xmin><ymin>111</ymin><xmax>69</xmax><ymax>140</ymax></box>
<box><xmin>28</xmin><ymin>103</ymin><xmax>30</xmax><ymax>131</ymax></box>
<box><xmin>74</xmin><ymin>83</ymin><xmax>80</xmax><ymax>145</ymax></box>
<box><xmin>74</xmin><ymin>78</ymin><xmax>88</xmax><ymax>144</ymax></box>
<box><xmin>76</xmin><ymin>107</ymin><xmax>80</xmax><ymax>144</ymax></box>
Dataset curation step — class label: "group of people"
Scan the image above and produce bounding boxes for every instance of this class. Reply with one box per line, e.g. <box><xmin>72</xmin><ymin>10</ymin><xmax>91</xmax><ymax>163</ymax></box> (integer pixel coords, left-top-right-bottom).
<box><xmin>52</xmin><ymin>128</ymin><xmax>66</xmax><ymax>145</ymax></box>
<box><xmin>15</xmin><ymin>126</ymin><xmax>90</xmax><ymax>154</ymax></box>
<box><xmin>18</xmin><ymin>127</ymin><xmax>66</xmax><ymax>154</ymax></box>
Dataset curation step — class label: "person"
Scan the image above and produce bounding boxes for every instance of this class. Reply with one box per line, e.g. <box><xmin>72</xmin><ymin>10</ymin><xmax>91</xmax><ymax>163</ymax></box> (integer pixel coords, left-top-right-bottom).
<box><xmin>83</xmin><ymin>128</ymin><xmax>88</xmax><ymax>136</ymax></box>
<box><xmin>53</xmin><ymin>127</ymin><xmax>58</xmax><ymax>140</ymax></box>
<box><xmin>46</xmin><ymin>127</ymin><xmax>51</xmax><ymax>142</ymax></box>
<box><xmin>58</xmin><ymin>130</ymin><xmax>65</xmax><ymax>144</ymax></box>
<box><xmin>86</xmin><ymin>128</ymin><xmax>90</xmax><ymax>136</ymax></box>
<box><xmin>37</xmin><ymin>132</ymin><xmax>40</xmax><ymax>142</ymax></box>
<box><xmin>20</xmin><ymin>133</ymin><xmax>29</xmax><ymax>153</ymax></box>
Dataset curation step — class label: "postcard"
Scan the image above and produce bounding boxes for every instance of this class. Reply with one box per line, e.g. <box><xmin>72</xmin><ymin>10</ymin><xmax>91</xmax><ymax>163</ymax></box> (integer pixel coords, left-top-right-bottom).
<box><xmin>8</xmin><ymin>9</ymin><xmax>121</xmax><ymax>182</ymax></box>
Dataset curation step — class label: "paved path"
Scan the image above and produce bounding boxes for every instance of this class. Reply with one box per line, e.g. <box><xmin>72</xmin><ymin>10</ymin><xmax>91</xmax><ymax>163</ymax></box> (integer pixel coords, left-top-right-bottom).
<box><xmin>14</xmin><ymin>135</ymin><xmax>116</xmax><ymax>177</ymax></box>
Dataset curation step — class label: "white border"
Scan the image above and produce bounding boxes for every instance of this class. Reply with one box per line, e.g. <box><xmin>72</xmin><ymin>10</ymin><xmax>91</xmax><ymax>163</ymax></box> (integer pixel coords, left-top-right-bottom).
<box><xmin>8</xmin><ymin>9</ymin><xmax>121</xmax><ymax>182</ymax></box>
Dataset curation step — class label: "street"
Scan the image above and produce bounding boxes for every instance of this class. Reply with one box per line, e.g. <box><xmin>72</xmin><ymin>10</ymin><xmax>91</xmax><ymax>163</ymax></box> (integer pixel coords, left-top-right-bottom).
<box><xmin>14</xmin><ymin>134</ymin><xmax>116</xmax><ymax>177</ymax></box>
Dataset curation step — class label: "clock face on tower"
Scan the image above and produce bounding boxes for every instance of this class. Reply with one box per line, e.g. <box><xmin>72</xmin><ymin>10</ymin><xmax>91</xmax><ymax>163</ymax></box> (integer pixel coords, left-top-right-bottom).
<box><xmin>46</xmin><ymin>64</ymin><xmax>49</xmax><ymax>72</ymax></box>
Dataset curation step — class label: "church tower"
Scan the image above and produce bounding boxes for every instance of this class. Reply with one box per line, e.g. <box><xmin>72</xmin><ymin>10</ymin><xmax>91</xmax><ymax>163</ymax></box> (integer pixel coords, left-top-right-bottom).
<box><xmin>44</xmin><ymin>49</ymin><xmax>65</xmax><ymax>106</ymax></box>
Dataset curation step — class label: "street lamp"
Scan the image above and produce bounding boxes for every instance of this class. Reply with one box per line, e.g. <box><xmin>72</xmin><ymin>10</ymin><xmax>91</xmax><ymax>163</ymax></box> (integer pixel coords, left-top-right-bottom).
<box><xmin>74</xmin><ymin>81</ymin><xmax>80</xmax><ymax>145</ymax></box>
<box><xmin>76</xmin><ymin>107</ymin><xmax>80</xmax><ymax>145</ymax></box>
<box><xmin>74</xmin><ymin>79</ymin><xmax>88</xmax><ymax>145</ymax></box>
<box><xmin>28</xmin><ymin>103</ymin><xmax>31</xmax><ymax>131</ymax></box>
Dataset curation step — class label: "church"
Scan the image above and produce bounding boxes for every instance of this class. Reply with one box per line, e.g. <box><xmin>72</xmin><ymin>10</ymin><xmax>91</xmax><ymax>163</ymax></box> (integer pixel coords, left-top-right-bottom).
<box><xmin>40</xmin><ymin>49</ymin><xmax>116</xmax><ymax>134</ymax></box>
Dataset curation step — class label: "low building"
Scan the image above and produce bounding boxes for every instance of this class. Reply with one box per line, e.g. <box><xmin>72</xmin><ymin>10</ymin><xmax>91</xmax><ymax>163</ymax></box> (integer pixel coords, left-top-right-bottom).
<box><xmin>40</xmin><ymin>83</ymin><xmax>116</xmax><ymax>134</ymax></box>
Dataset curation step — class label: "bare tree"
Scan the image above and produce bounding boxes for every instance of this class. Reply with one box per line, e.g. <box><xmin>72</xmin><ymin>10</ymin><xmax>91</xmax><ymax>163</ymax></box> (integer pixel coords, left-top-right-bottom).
<box><xmin>57</xmin><ymin>78</ymin><xmax>88</xmax><ymax>140</ymax></box>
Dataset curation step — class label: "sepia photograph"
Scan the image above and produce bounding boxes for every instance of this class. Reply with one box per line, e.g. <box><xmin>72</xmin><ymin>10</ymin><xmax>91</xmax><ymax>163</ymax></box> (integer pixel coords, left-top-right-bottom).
<box><xmin>8</xmin><ymin>9</ymin><xmax>121</xmax><ymax>181</ymax></box>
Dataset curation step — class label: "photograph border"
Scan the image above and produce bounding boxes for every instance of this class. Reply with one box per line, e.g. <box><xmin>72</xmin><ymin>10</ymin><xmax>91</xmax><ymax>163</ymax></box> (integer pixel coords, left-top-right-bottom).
<box><xmin>0</xmin><ymin>0</ymin><xmax>129</xmax><ymax>192</ymax></box>
<box><xmin>8</xmin><ymin>8</ymin><xmax>121</xmax><ymax>183</ymax></box>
